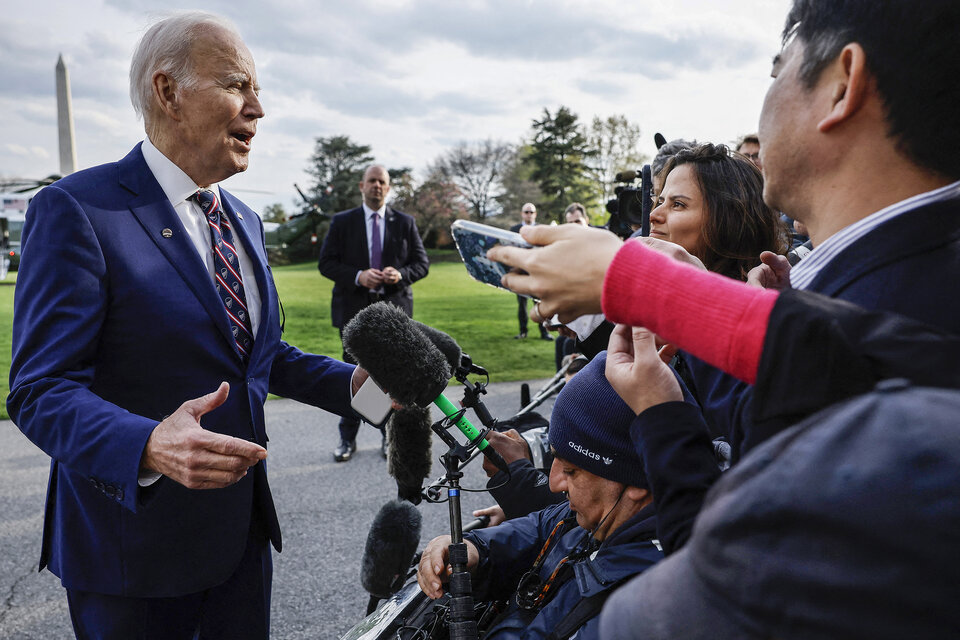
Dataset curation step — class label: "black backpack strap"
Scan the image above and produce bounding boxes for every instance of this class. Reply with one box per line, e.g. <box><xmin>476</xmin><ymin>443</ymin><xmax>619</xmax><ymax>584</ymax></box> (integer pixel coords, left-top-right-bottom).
<box><xmin>544</xmin><ymin>585</ymin><xmax>618</xmax><ymax>640</ymax></box>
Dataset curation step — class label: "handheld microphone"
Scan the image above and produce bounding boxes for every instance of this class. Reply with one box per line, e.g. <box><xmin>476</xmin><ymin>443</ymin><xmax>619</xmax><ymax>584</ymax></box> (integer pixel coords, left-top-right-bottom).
<box><xmin>360</xmin><ymin>499</ymin><xmax>423</xmax><ymax>600</ymax></box>
<box><xmin>343</xmin><ymin>303</ymin><xmax>509</xmax><ymax>473</ymax></box>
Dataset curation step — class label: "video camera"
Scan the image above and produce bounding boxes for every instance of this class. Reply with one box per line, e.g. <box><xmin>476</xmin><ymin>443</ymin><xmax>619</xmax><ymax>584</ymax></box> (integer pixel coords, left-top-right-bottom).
<box><xmin>605</xmin><ymin>164</ymin><xmax>653</xmax><ymax>239</ymax></box>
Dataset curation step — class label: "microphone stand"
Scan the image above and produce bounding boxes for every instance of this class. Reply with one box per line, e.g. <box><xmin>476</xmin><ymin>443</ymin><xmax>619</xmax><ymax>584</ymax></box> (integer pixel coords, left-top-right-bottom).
<box><xmin>432</xmin><ymin>408</ymin><xmax>483</xmax><ymax>640</ymax></box>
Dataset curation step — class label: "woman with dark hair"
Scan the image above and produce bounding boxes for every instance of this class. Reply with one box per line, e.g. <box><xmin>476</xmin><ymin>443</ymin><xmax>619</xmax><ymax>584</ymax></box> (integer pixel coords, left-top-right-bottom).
<box><xmin>652</xmin><ymin>143</ymin><xmax>786</xmax><ymax>280</ymax></box>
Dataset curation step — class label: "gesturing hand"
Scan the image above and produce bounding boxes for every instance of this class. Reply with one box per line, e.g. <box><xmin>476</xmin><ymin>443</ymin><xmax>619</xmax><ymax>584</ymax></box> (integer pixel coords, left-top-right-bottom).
<box><xmin>605</xmin><ymin>324</ymin><xmax>682</xmax><ymax>416</ymax></box>
<box><xmin>141</xmin><ymin>382</ymin><xmax>267</xmax><ymax>490</ymax></box>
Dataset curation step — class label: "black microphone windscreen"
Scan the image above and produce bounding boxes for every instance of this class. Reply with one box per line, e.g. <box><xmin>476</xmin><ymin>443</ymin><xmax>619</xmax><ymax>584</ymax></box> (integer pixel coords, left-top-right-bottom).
<box><xmin>387</xmin><ymin>405</ymin><xmax>433</xmax><ymax>504</ymax></box>
<box><xmin>342</xmin><ymin>302</ymin><xmax>451</xmax><ymax>406</ymax></box>
<box><xmin>361</xmin><ymin>500</ymin><xmax>423</xmax><ymax>599</ymax></box>
<box><xmin>412</xmin><ymin>321</ymin><xmax>462</xmax><ymax>373</ymax></box>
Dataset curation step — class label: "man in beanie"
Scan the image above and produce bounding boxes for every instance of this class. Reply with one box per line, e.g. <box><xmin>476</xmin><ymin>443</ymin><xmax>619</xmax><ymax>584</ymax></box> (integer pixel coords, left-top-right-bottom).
<box><xmin>416</xmin><ymin>352</ymin><xmax>663</xmax><ymax>639</ymax></box>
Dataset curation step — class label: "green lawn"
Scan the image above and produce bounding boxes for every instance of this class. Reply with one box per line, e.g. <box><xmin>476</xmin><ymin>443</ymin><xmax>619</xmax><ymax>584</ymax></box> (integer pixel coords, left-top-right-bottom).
<box><xmin>0</xmin><ymin>257</ymin><xmax>555</xmax><ymax>420</ymax></box>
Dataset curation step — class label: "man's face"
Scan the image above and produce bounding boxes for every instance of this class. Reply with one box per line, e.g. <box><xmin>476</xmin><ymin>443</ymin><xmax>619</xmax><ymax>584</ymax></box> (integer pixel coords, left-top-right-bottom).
<box><xmin>758</xmin><ymin>38</ymin><xmax>823</xmax><ymax>217</ymax></box>
<box><xmin>565</xmin><ymin>209</ymin><xmax>587</xmax><ymax>225</ymax></box>
<box><xmin>738</xmin><ymin>142</ymin><xmax>762</xmax><ymax>170</ymax></box>
<box><xmin>521</xmin><ymin>205</ymin><xmax>537</xmax><ymax>225</ymax></box>
<box><xmin>360</xmin><ymin>167</ymin><xmax>391</xmax><ymax>210</ymax></box>
<box><xmin>174</xmin><ymin>26</ymin><xmax>263</xmax><ymax>186</ymax></box>
<box><xmin>549</xmin><ymin>456</ymin><xmax>624</xmax><ymax>538</ymax></box>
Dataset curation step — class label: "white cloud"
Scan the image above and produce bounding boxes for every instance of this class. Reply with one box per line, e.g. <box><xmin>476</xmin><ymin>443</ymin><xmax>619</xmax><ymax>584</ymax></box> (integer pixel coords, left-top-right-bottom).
<box><xmin>2</xmin><ymin>0</ymin><xmax>793</xmax><ymax>212</ymax></box>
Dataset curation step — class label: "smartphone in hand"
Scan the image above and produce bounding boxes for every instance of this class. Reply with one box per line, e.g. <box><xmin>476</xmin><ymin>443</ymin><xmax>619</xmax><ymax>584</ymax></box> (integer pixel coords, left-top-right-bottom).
<box><xmin>451</xmin><ymin>220</ymin><xmax>532</xmax><ymax>295</ymax></box>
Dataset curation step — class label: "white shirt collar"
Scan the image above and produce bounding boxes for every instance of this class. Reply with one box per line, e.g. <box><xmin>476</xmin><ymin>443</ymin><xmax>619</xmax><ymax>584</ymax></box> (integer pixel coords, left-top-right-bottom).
<box><xmin>140</xmin><ymin>137</ymin><xmax>219</xmax><ymax>207</ymax></box>
<box><xmin>362</xmin><ymin>202</ymin><xmax>387</xmax><ymax>218</ymax></box>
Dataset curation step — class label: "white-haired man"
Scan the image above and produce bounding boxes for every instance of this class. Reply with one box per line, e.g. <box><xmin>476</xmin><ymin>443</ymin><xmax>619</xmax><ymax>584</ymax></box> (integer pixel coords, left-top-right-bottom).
<box><xmin>8</xmin><ymin>12</ymin><xmax>362</xmax><ymax>639</ymax></box>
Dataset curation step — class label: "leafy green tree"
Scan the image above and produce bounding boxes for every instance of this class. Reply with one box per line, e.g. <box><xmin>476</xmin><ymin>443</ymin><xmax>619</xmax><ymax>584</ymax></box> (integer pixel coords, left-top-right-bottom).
<box><xmin>495</xmin><ymin>144</ymin><xmax>541</xmax><ymax>224</ymax></box>
<box><xmin>261</xmin><ymin>203</ymin><xmax>288</xmax><ymax>224</ymax></box>
<box><xmin>306</xmin><ymin>135</ymin><xmax>374</xmax><ymax>214</ymax></box>
<box><xmin>526</xmin><ymin>106</ymin><xmax>596</xmax><ymax>222</ymax></box>
<box><xmin>586</xmin><ymin>114</ymin><xmax>648</xmax><ymax>204</ymax></box>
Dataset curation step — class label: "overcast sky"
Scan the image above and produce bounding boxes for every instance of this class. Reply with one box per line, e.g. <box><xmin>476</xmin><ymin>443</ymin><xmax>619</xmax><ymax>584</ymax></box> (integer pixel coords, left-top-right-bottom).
<box><xmin>1</xmin><ymin>0</ymin><xmax>792</xmax><ymax>214</ymax></box>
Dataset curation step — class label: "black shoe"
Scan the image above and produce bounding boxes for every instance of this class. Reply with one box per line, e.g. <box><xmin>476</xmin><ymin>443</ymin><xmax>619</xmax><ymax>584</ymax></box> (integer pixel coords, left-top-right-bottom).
<box><xmin>514</xmin><ymin>332</ymin><xmax>528</xmax><ymax>339</ymax></box>
<box><xmin>539</xmin><ymin>333</ymin><xmax>554</xmax><ymax>341</ymax></box>
<box><xmin>380</xmin><ymin>432</ymin><xmax>389</xmax><ymax>460</ymax></box>
<box><xmin>333</xmin><ymin>439</ymin><xmax>356</xmax><ymax>462</ymax></box>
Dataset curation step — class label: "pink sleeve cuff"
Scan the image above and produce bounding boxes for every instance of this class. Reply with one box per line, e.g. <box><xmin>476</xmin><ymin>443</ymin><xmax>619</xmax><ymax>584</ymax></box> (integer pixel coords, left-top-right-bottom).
<box><xmin>601</xmin><ymin>240</ymin><xmax>778</xmax><ymax>384</ymax></box>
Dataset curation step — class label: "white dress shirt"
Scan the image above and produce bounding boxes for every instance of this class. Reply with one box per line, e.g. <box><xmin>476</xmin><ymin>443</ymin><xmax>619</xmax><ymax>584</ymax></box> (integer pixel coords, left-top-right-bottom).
<box><xmin>141</xmin><ymin>138</ymin><xmax>262</xmax><ymax>337</ymax></box>
<box><xmin>355</xmin><ymin>202</ymin><xmax>388</xmax><ymax>288</ymax></box>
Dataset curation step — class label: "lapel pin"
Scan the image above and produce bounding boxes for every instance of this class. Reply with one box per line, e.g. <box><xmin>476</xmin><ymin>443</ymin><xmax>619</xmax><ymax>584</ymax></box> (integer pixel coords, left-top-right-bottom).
<box><xmin>236</xmin><ymin>212</ymin><xmax>244</xmax><ymax>220</ymax></box>
<box><xmin>161</xmin><ymin>228</ymin><xmax>173</xmax><ymax>238</ymax></box>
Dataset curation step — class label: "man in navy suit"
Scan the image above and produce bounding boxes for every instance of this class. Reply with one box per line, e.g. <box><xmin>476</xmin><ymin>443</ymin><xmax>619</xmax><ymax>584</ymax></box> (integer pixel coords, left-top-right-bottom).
<box><xmin>318</xmin><ymin>165</ymin><xmax>429</xmax><ymax>462</ymax></box>
<box><xmin>7</xmin><ymin>12</ymin><xmax>364</xmax><ymax>639</ymax></box>
<box><xmin>509</xmin><ymin>203</ymin><xmax>551</xmax><ymax>341</ymax></box>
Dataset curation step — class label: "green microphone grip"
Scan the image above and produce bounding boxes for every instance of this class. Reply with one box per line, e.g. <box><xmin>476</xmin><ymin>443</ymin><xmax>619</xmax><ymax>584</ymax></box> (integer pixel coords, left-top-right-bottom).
<box><xmin>433</xmin><ymin>393</ymin><xmax>509</xmax><ymax>473</ymax></box>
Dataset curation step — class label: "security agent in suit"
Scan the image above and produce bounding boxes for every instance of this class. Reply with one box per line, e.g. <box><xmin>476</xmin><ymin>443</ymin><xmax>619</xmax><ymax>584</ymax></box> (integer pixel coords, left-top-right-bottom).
<box><xmin>510</xmin><ymin>203</ymin><xmax>551</xmax><ymax>340</ymax></box>
<box><xmin>318</xmin><ymin>165</ymin><xmax>429</xmax><ymax>462</ymax></box>
<box><xmin>7</xmin><ymin>13</ymin><xmax>366</xmax><ymax>639</ymax></box>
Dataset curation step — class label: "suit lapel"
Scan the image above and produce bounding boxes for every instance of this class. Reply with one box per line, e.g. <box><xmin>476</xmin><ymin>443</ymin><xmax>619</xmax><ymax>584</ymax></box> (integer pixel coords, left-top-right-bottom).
<box><xmin>355</xmin><ymin>207</ymin><xmax>371</xmax><ymax>269</ymax></box>
<box><xmin>809</xmin><ymin>196</ymin><xmax>960</xmax><ymax>296</ymax></box>
<box><xmin>119</xmin><ymin>146</ymin><xmax>239</xmax><ymax>358</ymax></box>
<box><xmin>382</xmin><ymin>207</ymin><xmax>399</xmax><ymax>265</ymax></box>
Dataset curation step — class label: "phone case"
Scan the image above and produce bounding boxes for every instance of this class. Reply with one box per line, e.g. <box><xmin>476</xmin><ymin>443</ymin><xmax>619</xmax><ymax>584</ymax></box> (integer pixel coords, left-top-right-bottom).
<box><xmin>451</xmin><ymin>220</ymin><xmax>532</xmax><ymax>295</ymax></box>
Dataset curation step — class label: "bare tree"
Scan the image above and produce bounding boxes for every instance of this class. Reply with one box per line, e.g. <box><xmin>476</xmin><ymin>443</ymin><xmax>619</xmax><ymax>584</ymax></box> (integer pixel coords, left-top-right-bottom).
<box><xmin>390</xmin><ymin>166</ymin><xmax>468</xmax><ymax>247</ymax></box>
<box><xmin>437</xmin><ymin>139</ymin><xmax>512</xmax><ymax>220</ymax></box>
<box><xmin>586</xmin><ymin>114</ymin><xmax>648</xmax><ymax>203</ymax></box>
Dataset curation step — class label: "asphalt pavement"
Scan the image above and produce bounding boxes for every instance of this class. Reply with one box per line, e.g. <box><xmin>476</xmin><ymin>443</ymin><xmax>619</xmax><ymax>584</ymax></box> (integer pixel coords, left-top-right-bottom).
<box><xmin>0</xmin><ymin>378</ymin><xmax>557</xmax><ymax>639</ymax></box>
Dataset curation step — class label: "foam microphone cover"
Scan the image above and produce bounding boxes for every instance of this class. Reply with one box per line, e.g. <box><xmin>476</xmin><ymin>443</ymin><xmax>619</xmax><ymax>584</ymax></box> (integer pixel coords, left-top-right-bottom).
<box><xmin>412</xmin><ymin>321</ymin><xmax>462</xmax><ymax>374</ymax></box>
<box><xmin>361</xmin><ymin>499</ymin><xmax>423</xmax><ymax>599</ymax></box>
<box><xmin>342</xmin><ymin>302</ymin><xmax>451</xmax><ymax>407</ymax></box>
<box><xmin>387</xmin><ymin>404</ymin><xmax>433</xmax><ymax>504</ymax></box>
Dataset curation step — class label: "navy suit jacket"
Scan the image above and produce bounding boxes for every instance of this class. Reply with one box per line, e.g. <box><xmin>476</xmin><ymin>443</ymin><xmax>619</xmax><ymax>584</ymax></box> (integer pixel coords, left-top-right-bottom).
<box><xmin>318</xmin><ymin>205</ymin><xmax>429</xmax><ymax>328</ymax></box>
<box><xmin>7</xmin><ymin>144</ymin><xmax>355</xmax><ymax>598</ymax></box>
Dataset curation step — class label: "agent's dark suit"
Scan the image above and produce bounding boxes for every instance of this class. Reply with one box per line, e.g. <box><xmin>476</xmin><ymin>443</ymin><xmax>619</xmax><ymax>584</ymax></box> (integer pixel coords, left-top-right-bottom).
<box><xmin>7</xmin><ymin>144</ymin><xmax>354</xmax><ymax>601</ymax></box>
<box><xmin>319</xmin><ymin>205</ymin><xmax>429</xmax><ymax>328</ymax></box>
<box><xmin>510</xmin><ymin>222</ymin><xmax>549</xmax><ymax>339</ymax></box>
<box><xmin>318</xmin><ymin>205</ymin><xmax>429</xmax><ymax>442</ymax></box>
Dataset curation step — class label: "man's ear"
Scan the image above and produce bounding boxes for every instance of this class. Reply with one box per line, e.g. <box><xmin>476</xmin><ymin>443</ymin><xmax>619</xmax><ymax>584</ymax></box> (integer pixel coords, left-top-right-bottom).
<box><xmin>152</xmin><ymin>71</ymin><xmax>182</xmax><ymax>121</ymax></box>
<box><xmin>626</xmin><ymin>485</ymin><xmax>653</xmax><ymax>508</ymax></box>
<box><xmin>818</xmin><ymin>43</ymin><xmax>871</xmax><ymax>133</ymax></box>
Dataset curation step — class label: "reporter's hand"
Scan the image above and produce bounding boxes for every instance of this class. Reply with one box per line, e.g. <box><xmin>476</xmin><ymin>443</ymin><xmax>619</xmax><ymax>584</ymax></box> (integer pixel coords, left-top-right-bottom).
<box><xmin>358</xmin><ymin>268</ymin><xmax>385</xmax><ymax>289</ymax></box>
<box><xmin>605</xmin><ymin>325</ymin><xmax>682</xmax><ymax>415</ymax></box>
<box><xmin>141</xmin><ymin>382</ymin><xmax>267</xmax><ymax>490</ymax></box>
<box><xmin>747</xmin><ymin>251</ymin><xmax>791</xmax><ymax>289</ymax></box>
<box><xmin>487</xmin><ymin>225</ymin><xmax>623</xmax><ymax>323</ymax></box>
<box><xmin>472</xmin><ymin>505</ymin><xmax>506</xmax><ymax>528</ymax></box>
<box><xmin>417</xmin><ymin>536</ymin><xmax>480</xmax><ymax>599</ymax></box>
<box><xmin>634</xmin><ymin>236</ymin><xmax>707</xmax><ymax>270</ymax></box>
<box><xmin>482</xmin><ymin>429</ymin><xmax>530</xmax><ymax>478</ymax></box>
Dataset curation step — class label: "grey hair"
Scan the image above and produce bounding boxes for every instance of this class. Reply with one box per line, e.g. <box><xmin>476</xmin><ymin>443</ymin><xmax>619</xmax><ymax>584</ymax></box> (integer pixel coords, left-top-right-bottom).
<box><xmin>129</xmin><ymin>11</ymin><xmax>240</xmax><ymax>126</ymax></box>
<box><xmin>652</xmin><ymin>138</ymin><xmax>697</xmax><ymax>176</ymax></box>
